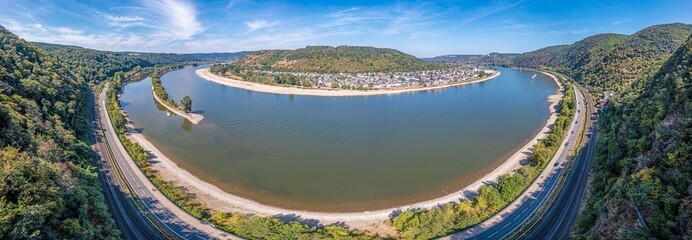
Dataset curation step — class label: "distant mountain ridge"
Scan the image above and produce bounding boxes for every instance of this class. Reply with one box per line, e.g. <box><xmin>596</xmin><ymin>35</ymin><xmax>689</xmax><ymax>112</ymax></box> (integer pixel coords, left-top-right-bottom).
<box><xmin>231</xmin><ymin>45</ymin><xmax>443</xmax><ymax>73</ymax></box>
<box><xmin>34</xmin><ymin>42</ymin><xmax>250</xmax><ymax>83</ymax></box>
<box><xmin>423</xmin><ymin>53</ymin><xmax>519</xmax><ymax>66</ymax></box>
<box><xmin>512</xmin><ymin>23</ymin><xmax>692</xmax><ymax>92</ymax></box>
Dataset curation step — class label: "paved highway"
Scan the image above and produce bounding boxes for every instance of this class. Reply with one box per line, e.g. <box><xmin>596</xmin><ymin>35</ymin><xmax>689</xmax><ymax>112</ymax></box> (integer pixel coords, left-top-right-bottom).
<box><xmin>518</xmin><ymin>84</ymin><xmax>597</xmax><ymax>239</ymax></box>
<box><xmin>90</xmin><ymin>90</ymin><xmax>164</xmax><ymax>240</ymax></box>
<box><xmin>94</xmin><ymin>85</ymin><xmax>240</xmax><ymax>240</ymax></box>
<box><xmin>444</xmin><ymin>80</ymin><xmax>590</xmax><ymax>239</ymax></box>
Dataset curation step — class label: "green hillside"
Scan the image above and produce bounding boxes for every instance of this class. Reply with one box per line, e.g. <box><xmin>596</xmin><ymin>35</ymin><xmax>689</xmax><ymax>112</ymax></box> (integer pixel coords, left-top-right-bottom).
<box><xmin>512</xmin><ymin>44</ymin><xmax>570</xmax><ymax>68</ymax></box>
<box><xmin>551</xmin><ymin>34</ymin><xmax>628</xmax><ymax>78</ymax></box>
<box><xmin>0</xmin><ymin>26</ymin><xmax>119</xmax><ymax>238</ymax></box>
<box><xmin>229</xmin><ymin>45</ymin><xmax>442</xmax><ymax>73</ymax></box>
<box><xmin>513</xmin><ymin>23</ymin><xmax>692</xmax><ymax>92</ymax></box>
<box><xmin>35</xmin><ymin>42</ymin><xmax>248</xmax><ymax>84</ymax></box>
<box><xmin>423</xmin><ymin>52</ymin><xmax>519</xmax><ymax>66</ymax></box>
<box><xmin>574</xmin><ymin>34</ymin><xmax>692</xmax><ymax>239</ymax></box>
<box><xmin>585</xmin><ymin>23</ymin><xmax>692</xmax><ymax>91</ymax></box>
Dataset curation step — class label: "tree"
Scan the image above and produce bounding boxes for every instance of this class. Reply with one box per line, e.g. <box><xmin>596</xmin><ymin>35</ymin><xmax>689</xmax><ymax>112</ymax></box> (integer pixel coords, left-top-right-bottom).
<box><xmin>180</xmin><ymin>95</ymin><xmax>193</xmax><ymax>113</ymax></box>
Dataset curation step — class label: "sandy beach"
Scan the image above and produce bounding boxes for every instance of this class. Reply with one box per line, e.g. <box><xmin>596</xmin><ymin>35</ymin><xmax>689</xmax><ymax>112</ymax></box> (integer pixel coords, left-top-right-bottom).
<box><xmin>151</xmin><ymin>86</ymin><xmax>204</xmax><ymax>124</ymax></box>
<box><xmin>195</xmin><ymin>68</ymin><xmax>500</xmax><ymax>97</ymax></box>
<box><xmin>124</xmin><ymin>70</ymin><xmax>563</xmax><ymax>235</ymax></box>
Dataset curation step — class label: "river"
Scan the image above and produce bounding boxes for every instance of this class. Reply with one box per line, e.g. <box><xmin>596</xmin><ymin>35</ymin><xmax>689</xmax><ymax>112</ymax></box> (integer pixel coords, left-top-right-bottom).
<box><xmin>120</xmin><ymin>66</ymin><xmax>558</xmax><ymax>211</ymax></box>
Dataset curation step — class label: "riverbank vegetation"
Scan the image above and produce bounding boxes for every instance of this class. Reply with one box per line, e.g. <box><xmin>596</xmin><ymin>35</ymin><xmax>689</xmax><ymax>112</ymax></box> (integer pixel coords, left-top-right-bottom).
<box><xmin>0</xmin><ymin>26</ymin><xmax>119</xmax><ymax>238</ymax></box>
<box><xmin>180</xmin><ymin>96</ymin><xmax>193</xmax><ymax>113</ymax></box>
<box><xmin>390</xmin><ymin>76</ymin><xmax>576</xmax><ymax>239</ymax></box>
<box><xmin>104</xmin><ymin>70</ymin><xmax>380</xmax><ymax>239</ymax></box>
<box><xmin>150</xmin><ymin>67</ymin><xmax>196</xmax><ymax>113</ymax></box>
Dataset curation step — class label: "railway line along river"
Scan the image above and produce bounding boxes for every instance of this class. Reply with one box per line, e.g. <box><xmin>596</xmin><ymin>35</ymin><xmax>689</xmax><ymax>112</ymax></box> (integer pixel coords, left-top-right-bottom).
<box><xmin>120</xmin><ymin>65</ymin><xmax>559</xmax><ymax>212</ymax></box>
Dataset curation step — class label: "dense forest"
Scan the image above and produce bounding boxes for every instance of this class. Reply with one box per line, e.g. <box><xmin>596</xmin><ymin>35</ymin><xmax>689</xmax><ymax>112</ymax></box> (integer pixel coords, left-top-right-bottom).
<box><xmin>573</xmin><ymin>34</ymin><xmax>692</xmax><ymax>239</ymax></box>
<box><xmin>36</xmin><ymin>42</ymin><xmax>248</xmax><ymax>85</ymax></box>
<box><xmin>423</xmin><ymin>52</ymin><xmax>518</xmax><ymax>66</ymax></box>
<box><xmin>223</xmin><ymin>45</ymin><xmax>443</xmax><ymax>73</ymax></box>
<box><xmin>0</xmin><ymin>26</ymin><xmax>119</xmax><ymax>238</ymax></box>
<box><xmin>511</xmin><ymin>23</ymin><xmax>692</xmax><ymax>92</ymax></box>
<box><xmin>0</xmin><ymin>26</ymin><xmax>245</xmax><ymax>239</ymax></box>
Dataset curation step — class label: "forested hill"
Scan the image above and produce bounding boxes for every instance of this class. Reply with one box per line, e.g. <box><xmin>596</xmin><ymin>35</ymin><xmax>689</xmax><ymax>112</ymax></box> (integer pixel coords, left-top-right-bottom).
<box><xmin>423</xmin><ymin>52</ymin><xmax>518</xmax><ymax>66</ymax></box>
<box><xmin>574</xmin><ymin>34</ymin><xmax>692</xmax><ymax>239</ymax></box>
<box><xmin>0</xmin><ymin>26</ymin><xmax>119</xmax><ymax>238</ymax></box>
<box><xmin>512</xmin><ymin>23</ymin><xmax>692</xmax><ymax>92</ymax></box>
<box><xmin>35</xmin><ymin>42</ymin><xmax>249</xmax><ymax>84</ymax></box>
<box><xmin>231</xmin><ymin>45</ymin><xmax>443</xmax><ymax>73</ymax></box>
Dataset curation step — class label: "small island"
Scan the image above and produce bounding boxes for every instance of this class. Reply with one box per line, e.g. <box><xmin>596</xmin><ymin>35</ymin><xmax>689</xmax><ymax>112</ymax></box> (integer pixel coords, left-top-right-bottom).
<box><xmin>199</xmin><ymin>46</ymin><xmax>499</xmax><ymax>96</ymax></box>
<box><xmin>151</xmin><ymin>69</ymin><xmax>204</xmax><ymax>124</ymax></box>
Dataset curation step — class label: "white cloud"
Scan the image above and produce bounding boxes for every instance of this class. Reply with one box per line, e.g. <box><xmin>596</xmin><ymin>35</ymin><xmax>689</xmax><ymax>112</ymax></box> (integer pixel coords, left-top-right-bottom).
<box><xmin>56</xmin><ymin>27</ymin><xmax>82</xmax><ymax>35</ymax></box>
<box><xmin>104</xmin><ymin>15</ymin><xmax>145</xmax><ymax>22</ymax></box>
<box><xmin>549</xmin><ymin>28</ymin><xmax>589</xmax><ymax>36</ymax></box>
<box><xmin>184</xmin><ymin>29</ymin><xmax>358</xmax><ymax>53</ymax></box>
<box><xmin>102</xmin><ymin>14</ymin><xmax>148</xmax><ymax>28</ymax></box>
<box><xmin>244</xmin><ymin>19</ymin><xmax>279</xmax><ymax>34</ymax></box>
<box><xmin>144</xmin><ymin>0</ymin><xmax>203</xmax><ymax>39</ymax></box>
<box><xmin>330</xmin><ymin>7</ymin><xmax>360</xmax><ymax>18</ymax></box>
<box><xmin>0</xmin><ymin>17</ymin><xmax>172</xmax><ymax>52</ymax></box>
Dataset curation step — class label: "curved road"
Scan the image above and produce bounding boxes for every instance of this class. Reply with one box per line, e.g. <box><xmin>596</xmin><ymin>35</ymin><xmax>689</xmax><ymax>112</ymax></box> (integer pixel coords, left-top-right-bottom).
<box><xmin>90</xmin><ymin>90</ymin><xmax>164</xmax><ymax>240</ymax></box>
<box><xmin>518</xmin><ymin>84</ymin><xmax>597</xmax><ymax>239</ymax></box>
<box><xmin>444</xmin><ymin>82</ymin><xmax>591</xmax><ymax>239</ymax></box>
<box><xmin>93</xmin><ymin>80</ymin><xmax>595</xmax><ymax>239</ymax></box>
<box><xmin>94</xmin><ymin>85</ymin><xmax>240</xmax><ymax>240</ymax></box>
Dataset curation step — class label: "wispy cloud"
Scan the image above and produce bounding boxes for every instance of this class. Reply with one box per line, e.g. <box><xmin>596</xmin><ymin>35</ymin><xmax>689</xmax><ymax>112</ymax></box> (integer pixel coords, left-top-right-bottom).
<box><xmin>1</xmin><ymin>0</ymin><xmax>682</xmax><ymax>57</ymax></box>
<box><xmin>610</xmin><ymin>18</ymin><xmax>631</xmax><ymax>26</ymax></box>
<box><xmin>330</xmin><ymin>7</ymin><xmax>360</xmax><ymax>18</ymax></box>
<box><xmin>143</xmin><ymin>0</ymin><xmax>203</xmax><ymax>39</ymax></box>
<box><xmin>549</xmin><ymin>28</ymin><xmax>589</xmax><ymax>36</ymax></box>
<box><xmin>104</xmin><ymin>15</ymin><xmax>144</xmax><ymax>22</ymax></box>
<box><xmin>184</xmin><ymin>29</ymin><xmax>358</xmax><ymax>53</ymax></box>
<box><xmin>322</xmin><ymin>3</ymin><xmax>446</xmax><ymax>37</ymax></box>
<box><xmin>244</xmin><ymin>19</ymin><xmax>279</xmax><ymax>34</ymax></box>
<box><xmin>103</xmin><ymin>14</ymin><xmax>147</xmax><ymax>28</ymax></box>
<box><xmin>462</xmin><ymin>0</ymin><xmax>525</xmax><ymax>24</ymax></box>
<box><xmin>0</xmin><ymin>15</ymin><xmax>171</xmax><ymax>52</ymax></box>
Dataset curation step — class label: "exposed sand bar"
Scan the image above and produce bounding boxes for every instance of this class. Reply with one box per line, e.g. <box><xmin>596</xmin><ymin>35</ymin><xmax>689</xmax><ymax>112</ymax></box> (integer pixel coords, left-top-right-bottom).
<box><xmin>151</xmin><ymin>86</ymin><xmax>204</xmax><ymax>124</ymax></box>
<box><xmin>123</xmin><ymin>69</ymin><xmax>563</xmax><ymax>234</ymax></box>
<box><xmin>195</xmin><ymin>68</ymin><xmax>500</xmax><ymax>97</ymax></box>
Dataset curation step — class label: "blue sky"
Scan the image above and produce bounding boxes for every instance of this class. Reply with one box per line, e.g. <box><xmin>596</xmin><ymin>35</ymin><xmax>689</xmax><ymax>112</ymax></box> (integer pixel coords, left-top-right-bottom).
<box><xmin>0</xmin><ymin>0</ymin><xmax>690</xmax><ymax>57</ymax></box>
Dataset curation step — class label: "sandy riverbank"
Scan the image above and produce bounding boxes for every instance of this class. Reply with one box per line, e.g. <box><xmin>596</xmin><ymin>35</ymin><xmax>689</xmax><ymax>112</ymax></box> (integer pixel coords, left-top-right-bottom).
<box><xmin>124</xmin><ymin>70</ymin><xmax>563</xmax><ymax>235</ymax></box>
<box><xmin>195</xmin><ymin>68</ymin><xmax>500</xmax><ymax>97</ymax></box>
<box><xmin>151</xmin><ymin>86</ymin><xmax>204</xmax><ymax>124</ymax></box>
